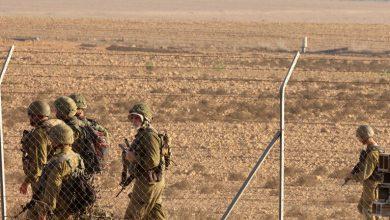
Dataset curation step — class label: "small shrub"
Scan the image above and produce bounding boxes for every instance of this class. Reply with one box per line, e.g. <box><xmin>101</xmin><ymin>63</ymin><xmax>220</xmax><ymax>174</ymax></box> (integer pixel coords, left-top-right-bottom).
<box><xmin>212</xmin><ymin>63</ymin><xmax>225</xmax><ymax>71</ymax></box>
<box><xmin>145</xmin><ymin>61</ymin><xmax>154</xmax><ymax>71</ymax></box>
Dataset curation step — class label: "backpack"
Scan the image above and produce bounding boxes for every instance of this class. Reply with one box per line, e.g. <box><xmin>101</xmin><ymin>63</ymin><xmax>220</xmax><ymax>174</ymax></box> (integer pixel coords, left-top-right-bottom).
<box><xmin>74</xmin><ymin>125</ymin><xmax>104</xmax><ymax>175</ymax></box>
<box><xmin>33</xmin><ymin>153</ymin><xmax>96</xmax><ymax>215</ymax></box>
<box><xmin>85</xmin><ymin>118</ymin><xmax>109</xmax><ymax>161</ymax></box>
<box><xmin>59</xmin><ymin>171</ymin><xmax>96</xmax><ymax>215</ymax></box>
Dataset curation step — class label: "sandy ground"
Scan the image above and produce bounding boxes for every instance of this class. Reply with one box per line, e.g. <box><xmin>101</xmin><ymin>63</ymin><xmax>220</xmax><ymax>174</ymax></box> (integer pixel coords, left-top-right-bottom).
<box><xmin>0</xmin><ymin>7</ymin><xmax>389</xmax><ymax>220</ymax></box>
<box><xmin>1</xmin><ymin>0</ymin><xmax>390</xmax><ymax>23</ymax></box>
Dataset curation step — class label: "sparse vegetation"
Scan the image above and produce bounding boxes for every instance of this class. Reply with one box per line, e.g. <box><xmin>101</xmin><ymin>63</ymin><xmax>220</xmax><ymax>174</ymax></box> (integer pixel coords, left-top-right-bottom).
<box><xmin>145</xmin><ymin>61</ymin><xmax>154</xmax><ymax>71</ymax></box>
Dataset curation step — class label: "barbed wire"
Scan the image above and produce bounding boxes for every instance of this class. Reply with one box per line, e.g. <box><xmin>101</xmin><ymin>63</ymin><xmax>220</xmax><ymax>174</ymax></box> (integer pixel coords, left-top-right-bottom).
<box><xmin>2</xmin><ymin>90</ymin><xmax>389</xmax><ymax>103</ymax></box>
<box><xmin>5</xmin><ymin>72</ymin><xmax>390</xmax><ymax>86</ymax></box>
<box><xmin>6</xmin><ymin>49</ymin><xmax>390</xmax><ymax>62</ymax></box>
<box><xmin>10</xmin><ymin>62</ymin><xmax>390</xmax><ymax>74</ymax></box>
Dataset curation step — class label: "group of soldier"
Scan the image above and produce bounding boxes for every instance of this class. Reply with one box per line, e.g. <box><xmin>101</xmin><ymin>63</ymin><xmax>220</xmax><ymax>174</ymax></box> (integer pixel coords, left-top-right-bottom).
<box><xmin>17</xmin><ymin>90</ymin><xmax>385</xmax><ymax>220</ymax></box>
<box><xmin>19</xmin><ymin>94</ymin><xmax>167</xmax><ymax>219</ymax></box>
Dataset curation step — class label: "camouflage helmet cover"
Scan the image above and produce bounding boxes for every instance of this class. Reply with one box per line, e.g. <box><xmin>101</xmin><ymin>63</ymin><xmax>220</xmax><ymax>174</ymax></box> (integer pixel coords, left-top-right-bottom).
<box><xmin>48</xmin><ymin>123</ymin><xmax>74</xmax><ymax>145</ymax></box>
<box><xmin>356</xmin><ymin>125</ymin><xmax>374</xmax><ymax>141</ymax></box>
<box><xmin>129</xmin><ymin>103</ymin><xmax>152</xmax><ymax>121</ymax></box>
<box><xmin>54</xmin><ymin>96</ymin><xmax>77</xmax><ymax>117</ymax></box>
<box><xmin>69</xmin><ymin>93</ymin><xmax>87</xmax><ymax>109</ymax></box>
<box><xmin>27</xmin><ymin>101</ymin><xmax>51</xmax><ymax>117</ymax></box>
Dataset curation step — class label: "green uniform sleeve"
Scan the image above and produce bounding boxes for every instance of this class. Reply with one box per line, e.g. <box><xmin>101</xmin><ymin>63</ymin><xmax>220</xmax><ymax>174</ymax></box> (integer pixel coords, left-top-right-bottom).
<box><xmin>352</xmin><ymin>150</ymin><xmax>380</xmax><ymax>181</ymax></box>
<box><xmin>24</xmin><ymin>129</ymin><xmax>48</xmax><ymax>184</ymax></box>
<box><xmin>136</xmin><ymin>131</ymin><xmax>161</xmax><ymax>171</ymax></box>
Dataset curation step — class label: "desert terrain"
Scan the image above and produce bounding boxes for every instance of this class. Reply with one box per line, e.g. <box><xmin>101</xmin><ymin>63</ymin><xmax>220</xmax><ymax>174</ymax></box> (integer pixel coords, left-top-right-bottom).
<box><xmin>0</xmin><ymin>1</ymin><xmax>390</xmax><ymax>219</ymax></box>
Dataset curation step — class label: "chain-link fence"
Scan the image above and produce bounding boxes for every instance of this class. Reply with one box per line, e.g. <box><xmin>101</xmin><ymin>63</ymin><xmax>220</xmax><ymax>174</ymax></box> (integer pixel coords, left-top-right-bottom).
<box><xmin>0</xmin><ymin>23</ymin><xmax>389</xmax><ymax>219</ymax></box>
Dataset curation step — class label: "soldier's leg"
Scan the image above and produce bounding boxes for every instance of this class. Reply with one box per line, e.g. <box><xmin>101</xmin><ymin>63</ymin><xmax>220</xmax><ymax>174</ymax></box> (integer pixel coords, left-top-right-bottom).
<box><xmin>360</xmin><ymin>182</ymin><xmax>378</xmax><ymax>220</ymax></box>
<box><xmin>26</xmin><ymin>181</ymin><xmax>41</xmax><ymax>219</ymax></box>
<box><xmin>146</xmin><ymin>178</ymin><xmax>166</xmax><ymax>220</ymax></box>
<box><xmin>124</xmin><ymin>178</ymin><xmax>166</xmax><ymax>220</ymax></box>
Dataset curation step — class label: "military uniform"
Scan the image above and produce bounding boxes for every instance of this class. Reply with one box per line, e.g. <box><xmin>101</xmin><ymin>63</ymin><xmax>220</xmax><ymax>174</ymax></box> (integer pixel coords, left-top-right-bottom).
<box><xmin>352</xmin><ymin>145</ymin><xmax>381</xmax><ymax>220</ymax></box>
<box><xmin>21</xmin><ymin>101</ymin><xmax>52</xmax><ymax>219</ymax></box>
<box><xmin>69</xmin><ymin>93</ymin><xmax>110</xmax><ymax>160</ymax></box>
<box><xmin>36</xmin><ymin>146</ymin><xmax>83</xmax><ymax>219</ymax></box>
<box><xmin>35</xmin><ymin>124</ymin><xmax>84</xmax><ymax>219</ymax></box>
<box><xmin>124</xmin><ymin>127</ymin><xmax>166</xmax><ymax>220</ymax></box>
<box><xmin>123</xmin><ymin>103</ymin><xmax>166</xmax><ymax>220</ymax></box>
<box><xmin>350</xmin><ymin>125</ymin><xmax>381</xmax><ymax>220</ymax></box>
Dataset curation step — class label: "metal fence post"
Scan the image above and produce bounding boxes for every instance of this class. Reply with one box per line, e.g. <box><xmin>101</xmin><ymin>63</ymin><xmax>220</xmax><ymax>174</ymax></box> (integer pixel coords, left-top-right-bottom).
<box><xmin>221</xmin><ymin>131</ymin><xmax>281</xmax><ymax>220</ymax></box>
<box><xmin>279</xmin><ymin>51</ymin><xmax>300</xmax><ymax>220</ymax></box>
<box><xmin>0</xmin><ymin>45</ymin><xmax>15</xmax><ymax>219</ymax></box>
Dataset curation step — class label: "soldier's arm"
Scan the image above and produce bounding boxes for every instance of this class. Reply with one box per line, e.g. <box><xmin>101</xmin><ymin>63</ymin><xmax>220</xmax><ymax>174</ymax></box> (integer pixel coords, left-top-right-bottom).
<box><xmin>24</xmin><ymin>131</ymin><xmax>48</xmax><ymax>184</ymax></box>
<box><xmin>36</xmin><ymin>162</ymin><xmax>66</xmax><ymax>215</ymax></box>
<box><xmin>136</xmin><ymin>132</ymin><xmax>160</xmax><ymax>170</ymax></box>
<box><xmin>352</xmin><ymin>151</ymin><xmax>380</xmax><ymax>181</ymax></box>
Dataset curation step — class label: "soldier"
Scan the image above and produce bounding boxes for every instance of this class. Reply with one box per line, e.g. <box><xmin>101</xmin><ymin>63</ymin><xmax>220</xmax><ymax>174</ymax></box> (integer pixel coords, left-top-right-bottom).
<box><xmin>68</xmin><ymin>93</ymin><xmax>109</xmax><ymax>139</ymax></box>
<box><xmin>345</xmin><ymin>125</ymin><xmax>383</xmax><ymax>220</ymax></box>
<box><xmin>35</xmin><ymin>123</ymin><xmax>84</xmax><ymax>220</ymax></box>
<box><xmin>20</xmin><ymin>101</ymin><xmax>52</xmax><ymax>219</ymax></box>
<box><xmin>53</xmin><ymin>96</ymin><xmax>81</xmax><ymax>136</ymax></box>
<box><xmin>69</xmin><ymin>93</ymin><xmax>110</xmax><ymax>161</ymax></box>
<box><xmin>54</xmin><ymin>96</ymin><xmax>103</xmax><ymax>176</ymax></box>
<box><xmin>121</xmin><ymin>103</ymin><xmax>167</xmax><ymax>220</ymax></box>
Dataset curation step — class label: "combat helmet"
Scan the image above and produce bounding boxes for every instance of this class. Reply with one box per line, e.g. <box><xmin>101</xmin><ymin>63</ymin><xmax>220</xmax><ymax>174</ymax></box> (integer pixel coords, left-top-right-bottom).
<box><xmin>356</xmin><ymin>125</ymin><xmax>374</xmax><ymax>141</ymax></box>
<box><xmin>48</xmin><ymin>123</ymin><xmax>74</xmax><ymax>145</ymax></box>
<box><xmin>129</xmin><ymin>103</ymin><xmax>153</xmax><ymax>122</ymax></box>
<box><xmin>54</xmin><ymin>96</ymin><xmax>77</xmax><ymax>117</ymax></box>
<box><xmin>27</xmin><ymin>101</ymin><xmax>51</xmax><ymax>117</ymax></box>
<box><xmin>69</xmin><ymin>93</ymin><xmax>87</xmax><ymax>109</ymax></box>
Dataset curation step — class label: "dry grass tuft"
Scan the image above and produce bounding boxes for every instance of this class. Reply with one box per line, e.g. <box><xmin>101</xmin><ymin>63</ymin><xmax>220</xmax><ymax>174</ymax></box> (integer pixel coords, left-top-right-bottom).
<box><xmin>329</xmin><ymin>168</ymin><xmax>350</xmax><ymax>179</ymax></box>
<box><xmin>169</xmin><ymin>208</ymin><xmax>216</xmax><ymax>220</ymax></box>
<box><xmin>263</xmin><ymin>177</ymin><xmax>278</xmax><ymax>189</ymax></box>
<box><xmin>293</xmin><ymin>175</ymin><xmax>321</xmax><ymax>187</ymax></box>
<box><xmin>170</xmin><ymin>180</ymin><xmax>191</xmax><ymax>190</ymax></box>
<box><xmin>150</xmin><ymin>88</ymin><xmax>166</xmax><ymax>93</ymax></box>
<box><xmin>228</xmin><ymin>172</ymin><xmax>246</xmax><ymax>181</ymax></box>
<box><xmin>192</xmin><ymin>163</ymin><xmax>206</xmax><ymax>172</ymax></box>
<box><xmin>199</xmin><ymin>183</ymin><xmax>224</xmax><ymax>194</ymax></box>
<box><xmin>285</xmin><ymin>166</ymin><xmax>304</xmax><ymax>177</ymax></box>
<box><xmin>312</xmin><ymin>166</ymin><xmax>329</xmax><ymax>176</ymax></box>
<box><xmin>330</xmin><ymin>210</ymin><xmax>348</xmax><ymax>219</ymax></box>
<box><xmin>286</xmin><ymin>206</ymin><xmax>314</xmax><ymax>219</ymax></box>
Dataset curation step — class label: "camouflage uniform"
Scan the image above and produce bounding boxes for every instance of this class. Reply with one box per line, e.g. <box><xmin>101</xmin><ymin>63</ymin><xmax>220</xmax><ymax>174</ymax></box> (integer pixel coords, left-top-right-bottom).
<box><xmin>69</xmin><ymin>93</ymin><xmax>109</xmax><ymax>139</ymax></box>
<box><xmin>35</xmin><ymin>124</ymin><xmax>84</xmax><ymax>219</ymax></box>
<box><xmin>21</xmin><ymin>101</ymin><xmax>51</xmax><ymax>219</ymax></box>
<box><xmin>124</xmin><ymin>103</ymin><xmax>166</xmax><ymax>220</ymax></box>
<box><xmin>351</xmin><ymin>125</ymin><xmax>381</xmax><ymax>220</ymax></box>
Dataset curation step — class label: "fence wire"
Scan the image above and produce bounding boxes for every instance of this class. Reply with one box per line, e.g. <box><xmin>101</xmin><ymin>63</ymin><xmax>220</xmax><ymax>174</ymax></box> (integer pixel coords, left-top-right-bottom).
<box><xmin>1</xmin><ymin>47</ymin><xmax>389</xmax><ymax>219</ymax></box>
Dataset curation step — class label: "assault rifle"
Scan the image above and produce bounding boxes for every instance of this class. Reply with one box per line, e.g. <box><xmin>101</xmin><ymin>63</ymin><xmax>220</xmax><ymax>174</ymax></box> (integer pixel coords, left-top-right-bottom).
<box><xmin>13</xmin><ymin>199</ymin><xmax>36</xmax><ymax>218</ymax></box>
<box><xmin>342</xmin><ymin>149</ymin><xmax>367</xmax><ymax>187</ymax></box>
<box><xmin>116</xmin><ymin>138</ymin><xmax>136</xmax><ymax>197</ymax></box>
